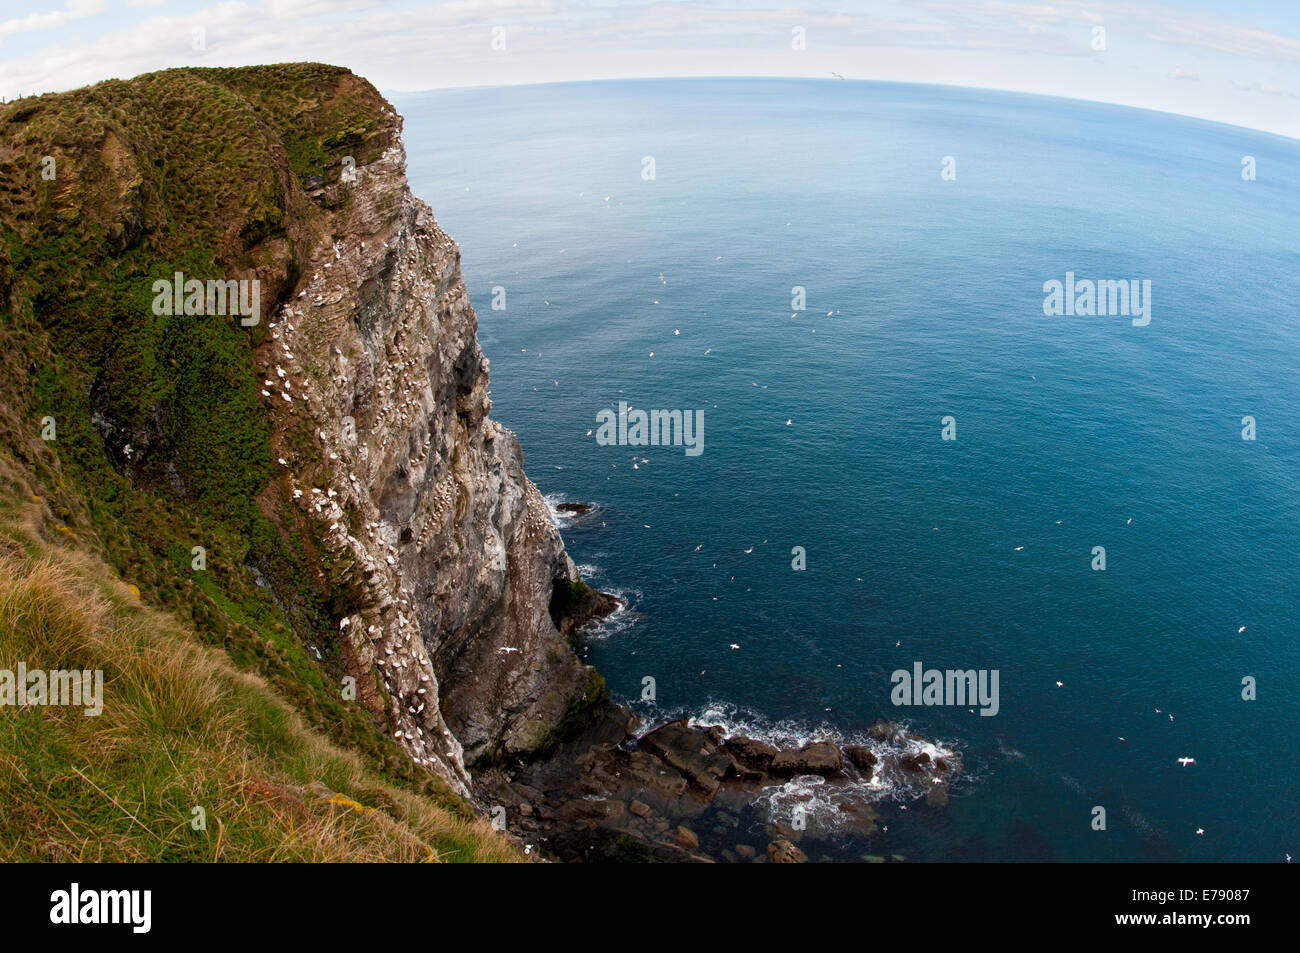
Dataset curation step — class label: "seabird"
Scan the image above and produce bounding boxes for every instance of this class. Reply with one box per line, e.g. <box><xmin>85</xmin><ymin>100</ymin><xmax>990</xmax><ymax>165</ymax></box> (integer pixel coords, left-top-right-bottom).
<box><xmin>1177</xmin><ymin>757</ymin><xmax>1196</xmax><ymax>766</ymax></box>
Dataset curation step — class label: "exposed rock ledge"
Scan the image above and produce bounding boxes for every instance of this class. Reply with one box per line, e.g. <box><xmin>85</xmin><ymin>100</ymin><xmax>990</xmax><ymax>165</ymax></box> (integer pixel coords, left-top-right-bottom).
<box><xmin>477</xmin><ymin>713</ymin><xmax>959</xmax><ymax>862</ymax></box>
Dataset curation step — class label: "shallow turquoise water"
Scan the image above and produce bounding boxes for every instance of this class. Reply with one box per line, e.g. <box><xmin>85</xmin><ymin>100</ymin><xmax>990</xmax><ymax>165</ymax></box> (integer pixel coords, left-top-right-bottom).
<box><xmin>396</xmin><ymin>78</ymin><xmax>1299</xmax><ymax>861</ymax></box>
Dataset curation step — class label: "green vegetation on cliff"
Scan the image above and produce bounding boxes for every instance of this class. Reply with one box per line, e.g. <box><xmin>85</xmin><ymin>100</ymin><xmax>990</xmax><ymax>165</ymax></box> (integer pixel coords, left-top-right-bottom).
<box><xmin>0</xmin><ymin>64</ymin><xmax>517</xmax><ymax>861</ymax></box>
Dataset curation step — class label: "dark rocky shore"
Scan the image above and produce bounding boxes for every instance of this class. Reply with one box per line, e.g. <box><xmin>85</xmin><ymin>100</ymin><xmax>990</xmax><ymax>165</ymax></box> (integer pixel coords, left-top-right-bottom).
<box><xmin>476</xmin><ymin>653</ymin><xmax>960</xmax><ymax>862</ymax></box>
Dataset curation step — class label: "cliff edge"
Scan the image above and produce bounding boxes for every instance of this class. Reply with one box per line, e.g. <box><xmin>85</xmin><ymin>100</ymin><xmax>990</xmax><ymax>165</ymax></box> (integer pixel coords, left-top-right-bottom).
<box><xmin>0</xmin><ymin>64</ymin><xmax>612</xmax><ymax>800</ymax></box>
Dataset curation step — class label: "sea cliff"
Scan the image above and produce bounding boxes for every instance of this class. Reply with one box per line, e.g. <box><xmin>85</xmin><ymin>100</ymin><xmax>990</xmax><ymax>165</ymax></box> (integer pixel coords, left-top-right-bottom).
<box><xmin>0</xmin><ymin>63</ymin><xmax>614</xmax><ymax>808</ymax></box>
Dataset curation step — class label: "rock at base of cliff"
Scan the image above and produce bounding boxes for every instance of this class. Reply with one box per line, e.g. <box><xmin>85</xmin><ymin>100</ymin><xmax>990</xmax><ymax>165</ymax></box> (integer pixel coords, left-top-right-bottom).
<box><xmin>770</xmin><ymin>741</ymin><xmax>843</xmax><ymax>777</ymax></box>
<box><xmin>767</xmin><ymin>839</ymin><xmax>808</xmax><ymax>863</ymax></box>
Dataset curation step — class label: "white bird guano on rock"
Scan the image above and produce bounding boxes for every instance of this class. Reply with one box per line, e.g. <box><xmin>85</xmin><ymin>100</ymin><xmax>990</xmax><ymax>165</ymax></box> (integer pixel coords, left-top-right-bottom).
<box><xmin>257</xmin><ymin>122</ymin><xmax>601</xmax><ymax>796</ymax></box>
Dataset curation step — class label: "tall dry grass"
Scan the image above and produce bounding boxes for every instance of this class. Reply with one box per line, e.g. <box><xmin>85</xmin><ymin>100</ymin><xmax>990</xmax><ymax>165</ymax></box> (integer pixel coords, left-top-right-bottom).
<box><xmin>0</xmin><ymin>486</ymin><xmax>519</xmax><ymax>863</ymax></box>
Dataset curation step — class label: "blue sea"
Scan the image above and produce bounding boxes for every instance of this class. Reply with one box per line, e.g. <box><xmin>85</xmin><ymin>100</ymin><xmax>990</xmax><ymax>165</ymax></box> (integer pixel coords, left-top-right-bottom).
<box><xmin>394</xmin><ymin>78</ymin><xmax>1300</xmax><ymax>862</ymax></box>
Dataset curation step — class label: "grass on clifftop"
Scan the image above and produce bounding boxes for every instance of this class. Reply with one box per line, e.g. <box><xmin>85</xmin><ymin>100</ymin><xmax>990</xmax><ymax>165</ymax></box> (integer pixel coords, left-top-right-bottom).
<box><xmin>0</xmin><ymin>472</ymin><xmax>518</xmax><ymax>862</ymax></box>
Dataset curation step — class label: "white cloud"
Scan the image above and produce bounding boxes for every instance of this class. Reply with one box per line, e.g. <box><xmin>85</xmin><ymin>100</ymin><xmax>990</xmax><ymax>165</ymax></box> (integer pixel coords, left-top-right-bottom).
<box><xmin>0</xmin><ymin>0</ymin><xmax>1296</xmax><ymax>138</ymax></box>
<box><xmin>0</xmin><ymin>0</ymin><xmax>103</xmax><ymax>42</ymax></box>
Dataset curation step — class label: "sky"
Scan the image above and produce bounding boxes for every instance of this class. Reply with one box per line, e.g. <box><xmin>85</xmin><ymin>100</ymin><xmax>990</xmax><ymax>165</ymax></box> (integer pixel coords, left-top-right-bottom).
<box><xmin>1</xmin><ymin>0</ymin><xmax>1298</xmax><ymax>138</ymax></box>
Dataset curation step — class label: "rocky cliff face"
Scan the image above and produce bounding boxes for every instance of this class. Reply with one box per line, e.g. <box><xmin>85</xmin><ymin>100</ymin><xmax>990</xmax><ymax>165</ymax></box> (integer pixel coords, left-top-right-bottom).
<box><xmin>263</xmin><ymin>114</ymin><xmax>607</xmax><ymax>794</ymax></box>
<box><xmin>0</xmin><ymin>64</ymin><xmax>610</xmax><ymax>803</ymax></box>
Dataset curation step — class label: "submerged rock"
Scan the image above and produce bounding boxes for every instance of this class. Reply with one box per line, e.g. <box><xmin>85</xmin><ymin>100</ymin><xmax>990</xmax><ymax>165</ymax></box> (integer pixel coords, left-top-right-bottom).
<box><xmin>898</xmin><ymin>751</ymin><xmax>932</xmax><ymax>773</ymax></box>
